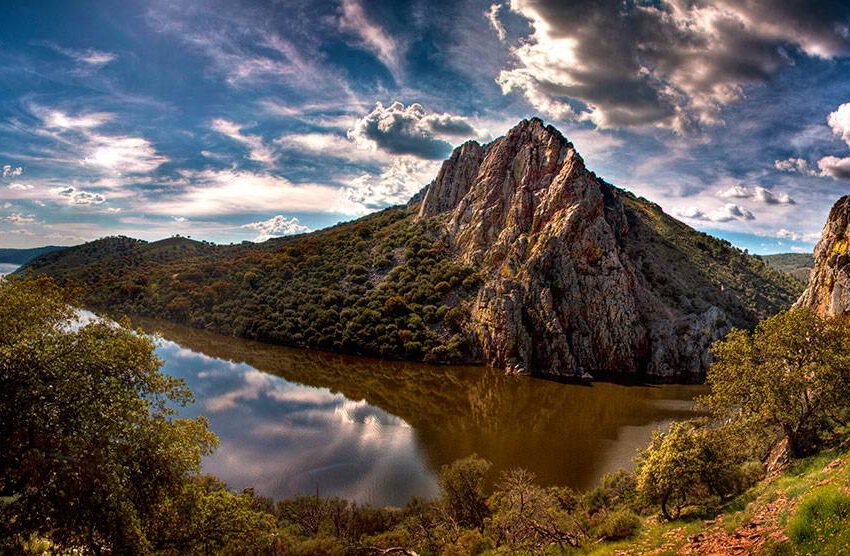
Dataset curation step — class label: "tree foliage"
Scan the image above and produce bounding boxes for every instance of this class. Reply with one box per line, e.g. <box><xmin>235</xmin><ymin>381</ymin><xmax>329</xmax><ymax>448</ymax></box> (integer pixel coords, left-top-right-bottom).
<box><xmin>702</xmin><ymin>308</ymin><xmax>850</xmax><ymax>457</ymax></box>
<box><xmin>636</xmin><ymin>423</ymin><xmax>743</xmax><ymax>520</ymax></box>
<box><xmin>0</xmin><ymin>276</ymin><xmax>275</xmax><ymax>554</ymax></box>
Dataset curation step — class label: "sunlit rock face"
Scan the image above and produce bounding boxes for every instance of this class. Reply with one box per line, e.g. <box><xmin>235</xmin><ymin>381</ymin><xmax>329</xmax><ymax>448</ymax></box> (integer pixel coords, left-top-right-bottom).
<box><xmin>797</xmin><ymin>195</ymin><xmax>850</xmax><ymax>316</ymax></box>
<box><xmin>418</xmin><ymin>118</ymin><xmax>730</xmax><ymax>380</ymax></box>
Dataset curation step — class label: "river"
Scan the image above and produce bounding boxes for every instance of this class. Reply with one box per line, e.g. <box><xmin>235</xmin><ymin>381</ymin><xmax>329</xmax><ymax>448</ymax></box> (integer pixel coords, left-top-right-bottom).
<box><xmin>133</xmin><ymin>317</ymin><xmax>706</xmax><ymax>507</ymax></box>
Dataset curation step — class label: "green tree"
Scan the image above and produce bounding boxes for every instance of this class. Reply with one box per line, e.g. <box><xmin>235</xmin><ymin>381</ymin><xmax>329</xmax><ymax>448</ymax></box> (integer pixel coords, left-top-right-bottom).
<box><xmin>703</xmin><ymin>308</ymin><xmax>850</xmax><ymax>457</ymax></box>
<box><xmin>438</xmin><ymin>455</ymin><xmax>492</xmax><ymax>531</ymax></box>
<box><xmin>635</xmin><ymin>422</ymin><xmax>740</xmax><ymax>520</ymax></box>
<box><xmin>0</xmin><ymin>276</ymin><xmax>275</xmax><ymax>553</ymax></box>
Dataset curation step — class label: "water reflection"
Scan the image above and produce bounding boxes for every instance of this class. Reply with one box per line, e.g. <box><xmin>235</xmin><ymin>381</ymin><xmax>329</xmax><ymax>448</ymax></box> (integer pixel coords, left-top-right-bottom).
<box><xmin>0</xmin><ymin>263</ymin><xmax>19</xmax><ymax>276</ymax></box>
<box><xmin>140</xmin><ymin>317</ymin><xmax>706</xmax><ymax>506</ymax></box>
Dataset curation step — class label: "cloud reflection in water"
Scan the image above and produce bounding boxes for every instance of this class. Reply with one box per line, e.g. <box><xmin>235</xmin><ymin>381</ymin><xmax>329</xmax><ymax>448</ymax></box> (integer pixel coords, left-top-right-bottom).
<box><xmin>156</xmin><ymin>339</ymin><xmax>438</xmax><ymax>506</ymax></box>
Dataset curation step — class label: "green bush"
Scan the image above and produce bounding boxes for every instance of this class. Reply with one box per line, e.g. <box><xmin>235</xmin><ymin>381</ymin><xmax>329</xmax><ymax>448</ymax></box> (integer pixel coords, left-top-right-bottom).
<box><xmin>596</xmin><ymin>509</ymin><xmax>641</xmax><ymax>540</ymax></box>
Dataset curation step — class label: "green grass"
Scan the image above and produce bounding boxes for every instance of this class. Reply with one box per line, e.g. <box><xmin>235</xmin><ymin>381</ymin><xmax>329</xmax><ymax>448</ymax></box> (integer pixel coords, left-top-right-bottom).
<box><xmin>787</xmin><ymin>486</ymin><xmax>850</xmax><ymax>553</ymax></box>
<box><xmin>571</xmin><ymin>446</ymin><xmax>850</xmax><ymax>555</ymax></box>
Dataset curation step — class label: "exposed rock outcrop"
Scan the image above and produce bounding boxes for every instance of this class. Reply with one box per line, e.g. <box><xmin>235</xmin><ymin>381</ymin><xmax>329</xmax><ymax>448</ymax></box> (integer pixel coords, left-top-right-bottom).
<box><xmin>22</xmin><ymin>118</ymin><xmax>800</xmax><ymax>383</ymax></box>
<box><xmin>417</xmin><ymin>118</ymin><xmax>794</xmax><ymax>380</ymax></box>
<box><xmin>796</xmin><ymin>196</ymin><xmax>850</xmax><ymax>316</ymax></box>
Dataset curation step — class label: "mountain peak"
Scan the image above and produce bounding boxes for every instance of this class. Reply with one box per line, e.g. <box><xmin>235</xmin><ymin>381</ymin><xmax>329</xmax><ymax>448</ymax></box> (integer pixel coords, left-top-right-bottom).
<box><xmin>418</xmin><ymin>118</ymin><xmax>584</xmax><ymax>221</ymax></box>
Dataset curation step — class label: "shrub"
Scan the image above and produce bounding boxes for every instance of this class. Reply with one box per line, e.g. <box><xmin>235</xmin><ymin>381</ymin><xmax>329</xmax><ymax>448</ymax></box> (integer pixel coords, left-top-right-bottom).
<box><xmin>596</xmin><ymin>509</ymin><xmax>641</xmax><ymax>540</ymax></box>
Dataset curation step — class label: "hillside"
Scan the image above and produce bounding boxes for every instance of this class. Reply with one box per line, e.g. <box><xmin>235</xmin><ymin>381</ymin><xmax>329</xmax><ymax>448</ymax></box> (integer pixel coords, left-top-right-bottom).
<box><xmin>22</xmin><ymin>119</ymin><xmax>801</xmax><ymax>381</ymax></box>
<box><xmin>762</xmin><ymin>252</ymin><xmax>813</xmax><ymax>282</ymax></box>
<box><xmin>0</xmin><ymin>245</ymin><xmax>67</xmax><ymax>265</ymax></box>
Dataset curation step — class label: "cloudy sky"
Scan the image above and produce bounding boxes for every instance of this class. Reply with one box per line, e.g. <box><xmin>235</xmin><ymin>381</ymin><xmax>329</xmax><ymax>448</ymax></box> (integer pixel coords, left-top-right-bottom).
<box><xmin>1</xmin><ymin>0</ymin><xmax>849</xmax><ymax>253</ymax></box>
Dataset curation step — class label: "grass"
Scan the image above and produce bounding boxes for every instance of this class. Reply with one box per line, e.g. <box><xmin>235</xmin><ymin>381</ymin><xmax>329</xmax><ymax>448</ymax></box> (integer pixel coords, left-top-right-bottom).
<box><xmin>786</xmin><ymin>486</ymin><xmax>850</xmax><ymax>553</ymax></box>
<box><xmin>571</xmin><ymin>445</ymin><xmax>850</xmax><ymax>555</ymax></box>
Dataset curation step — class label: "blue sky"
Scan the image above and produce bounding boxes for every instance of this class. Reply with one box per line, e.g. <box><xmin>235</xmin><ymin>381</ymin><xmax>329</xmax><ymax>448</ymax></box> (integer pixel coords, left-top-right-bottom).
<box><xmin>1</xmin><ymin>0</ymin><xmax>849</xmax><ymax>254</ymax></box>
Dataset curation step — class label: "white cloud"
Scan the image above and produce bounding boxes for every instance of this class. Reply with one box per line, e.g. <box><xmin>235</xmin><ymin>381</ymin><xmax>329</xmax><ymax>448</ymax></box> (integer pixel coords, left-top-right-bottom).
<box><xmin>29</xmin><ymin>106</ymin><xmax>168</xmax><ymax>175</ymax></box>
<box><xmin>142</xmin><ymin>168</ymin><xmax>342</xmax><ymax>216</ymax></box>
<box><xmin>37</xmin><ymin>108</ymin><xmax>114</xmax><ymax>130</ymax></box>
<box><xmin>827</xmin><ymin>103</ymin><xmax>850</xmax><ymax>147</ymax></box>
<box><xmin>818</xmin><ymin>156</ymin><xmax>850</xmax><ymax>180</ymax></box>
<box><xmin>211</xmin><ymin>118</ymin><xmax>277</xmax><ymax>167</ymax></box>
<box><xmin>486</xmin><ymin>4</ymin><xmax>507</xmax><ymax>41</ymax></box>
<box><xmin>7</xmin><ymin>183</ymin><xmax>34</xmax><ymax>191</ymax></box>
<box><xmin>338</xmin><ymin>0</ymin><xmax>401</xmax><ymax>77</ymax></box>
<box><xmin>3</xmin><ymin>213</ymin><xmax>36</xmax><ymax>224</ymax></box>
<box><xmin>54</xmin><ymin>186</ymin><xmax>106</xmax><ymax>206</ymax></box>
<box><xmin>277</xmin><ymin>132</ymin><xmax>385</xmax><ymax>163</ymax></box>
<box><xmin>340</xmin><ymin>158</ymin><xmax>439</xmax><ymax>213</ymax></box>
<box><xmin>718</xmin><ymin>184</ymin><xmax>794</xmax><ymax>205</ymax></box>
<box><xmin>83</xmin><ymin>134</ymin><xmax>169</xmax><ymax>174</ymax></box>
<box><xmin>677</xmin><ymin>204</ymin><xmax>755</xmax><ymax>223</ymax></box>
<box><xmin>46</xmin><ymin>43</ymin><xmax>118</xmax><ymax>66</ymax></box>
<box><xmin>774</xmin><ymin>157</ymin><xmax>817</xmax><ymax>176</ymax></box>
<box><xmin>773</xmin><ymin>228</ymin><xmax>821</xmax><ymax>243</ymax></box>
<box><xmin>242</xmin><ymin>215</ymin><xmax>310</xmax><ymax>242</ymax></box>
<box><xmin>2</xmin><ymin>165</ymin><xmax>23</xmax><ymax>178</ymax></box>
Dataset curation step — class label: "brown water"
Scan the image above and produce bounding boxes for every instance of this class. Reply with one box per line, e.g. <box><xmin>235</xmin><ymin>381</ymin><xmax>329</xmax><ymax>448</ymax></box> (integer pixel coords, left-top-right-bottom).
<box><xmin>139</xmin><ymin>317</ymin><xmax>706</xmax><ymax>507</ymax></box>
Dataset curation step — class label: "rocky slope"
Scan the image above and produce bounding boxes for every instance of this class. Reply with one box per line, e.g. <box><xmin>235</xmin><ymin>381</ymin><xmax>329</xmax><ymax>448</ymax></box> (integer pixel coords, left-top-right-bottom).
<box><xmin>22</xmin><ymin>118</ymin><xmax>800</xmax><ymax>381</ymax></box>
<box><xmin>796</xmin><ymin>195</ymin><xmax>850</xmax><ymax>315</ymax></box>
<box><xmin>417</xmin><ymin>118</ymin><xmax>797</xmax><ymax>379</ymax></box>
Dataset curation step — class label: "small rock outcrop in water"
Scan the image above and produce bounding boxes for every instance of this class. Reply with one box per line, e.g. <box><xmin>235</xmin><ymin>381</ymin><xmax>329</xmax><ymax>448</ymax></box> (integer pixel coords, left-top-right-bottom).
<box><xmin>418</xmin><ymin>119</ymin><xmax>773</xmax><ymax>379</ymax></box>
<box><xmin>797</xmin><ymin>195</ymin><xmax>850</xmax><ymax>315</ymax></box>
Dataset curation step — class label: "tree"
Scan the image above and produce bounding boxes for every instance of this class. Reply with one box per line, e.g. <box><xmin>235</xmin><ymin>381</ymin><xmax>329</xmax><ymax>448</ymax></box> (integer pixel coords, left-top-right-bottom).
<box><xmin>485</xmin><ymin>469</ymin><xmax>583</xmax><ymax>551</ymax></box>
<box><xmin>438</xmin><ymin>455</ymin><xmax>492</xmax><ymax>531</ymax></box>
<box><xmin>635</xmin><ymin>422</ymin><xmax>741</xmax><ymax>520</ymax></box>
<box><xmin>0</xmin><ymin>276</ymin><xmax>275</xmax><ymax>553</ymax></box>
<box><xmin>703</xmin><ymin>309</ymin><xmax>850</xmax><ymax>457</ymax></box>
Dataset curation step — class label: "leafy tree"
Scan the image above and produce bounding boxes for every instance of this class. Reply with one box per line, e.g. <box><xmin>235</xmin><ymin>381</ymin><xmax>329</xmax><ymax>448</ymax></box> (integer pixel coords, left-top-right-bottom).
<box><xmin>703</xmin><ymin>308</ymin><xmax>850</xmax><ymax>457</ymax></box>
<box><xmin>0</xmin><ymin>276</ymin><xmax>275</xmax><ymax>553</ymax></box>
<box><xmin>438</xmin><ymin>455</ymin><xmax>492</xmax><ymax>531</ymax></box>
<box><xmin>635</xmin><ymin>422</ymin><xmax>741</xmax><ymax>520</ymax></box>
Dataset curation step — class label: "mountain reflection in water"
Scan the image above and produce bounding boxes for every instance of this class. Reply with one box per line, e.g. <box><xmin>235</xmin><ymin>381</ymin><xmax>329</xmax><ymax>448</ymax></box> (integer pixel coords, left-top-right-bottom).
<box><xmin>139</xmin><ymin>317</ymin><xmax>706</xmax><ymax>507</ymax></box>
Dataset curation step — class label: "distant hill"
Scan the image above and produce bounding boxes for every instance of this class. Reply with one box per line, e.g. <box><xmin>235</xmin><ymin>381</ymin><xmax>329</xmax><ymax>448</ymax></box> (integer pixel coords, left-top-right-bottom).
<box><xmin>762</xmin><ymin>253</ymin><xmax>814</xmax><ymax>283</ymax></box>
<box><xmin>22</xmin><ymin>119</ymin><xmax>801</xmax><ymax>381</ymax></box>
<box><xmin>0</xmin><ymin>245</ymin><xmax>68</xmax><ymax>265</ymax></box>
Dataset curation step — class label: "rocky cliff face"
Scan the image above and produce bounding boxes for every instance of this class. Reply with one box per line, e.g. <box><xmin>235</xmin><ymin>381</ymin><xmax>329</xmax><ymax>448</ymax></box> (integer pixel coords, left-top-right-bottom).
<box><xmin>796</xmin><ymin>196</ymin><xmax>850</xmax><ymax>316</ymax></box>
<box><xmin>417</xmin><ymin>118</ymin><xmax>793</xmax><ymax>380</ymax></box>
<box><xmin>22</xmin><ymin>118</ymin><xmax>799</xmax><ymax>383</ymax></box>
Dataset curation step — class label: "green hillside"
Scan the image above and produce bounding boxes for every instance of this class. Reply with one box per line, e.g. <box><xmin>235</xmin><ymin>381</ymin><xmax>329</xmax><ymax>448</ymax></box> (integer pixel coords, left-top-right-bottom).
<box><xmin>23</xmin><ymin>192</ymin><xmax>801</xmax><ymax>372</ymax></box>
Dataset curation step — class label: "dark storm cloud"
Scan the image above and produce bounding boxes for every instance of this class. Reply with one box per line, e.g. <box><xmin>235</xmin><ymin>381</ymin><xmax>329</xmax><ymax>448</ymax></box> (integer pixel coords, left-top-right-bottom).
<box><xmin>497</xmin><ymin>0</ymin><xmax>850</xmax><ymax>130</ymax></box>
<box><xmin>348</xmin><ymin>101</ymin><xmax>480</xmax><ymax>159</ymax></box>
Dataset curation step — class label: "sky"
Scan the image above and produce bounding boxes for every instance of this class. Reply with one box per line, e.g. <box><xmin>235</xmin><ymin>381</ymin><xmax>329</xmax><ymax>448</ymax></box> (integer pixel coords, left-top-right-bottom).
<box><xmin>0</xmin><ymin>0</ymin><xmax>849</xmax><ymax>254</ymax></box>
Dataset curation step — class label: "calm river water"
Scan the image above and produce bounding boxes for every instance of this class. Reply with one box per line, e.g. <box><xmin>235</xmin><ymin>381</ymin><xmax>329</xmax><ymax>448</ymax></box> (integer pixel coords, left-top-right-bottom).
<box><xmin>133</xmin><ymin>317</ymin><xmax>706</xmax><ymax>507</ymax></box>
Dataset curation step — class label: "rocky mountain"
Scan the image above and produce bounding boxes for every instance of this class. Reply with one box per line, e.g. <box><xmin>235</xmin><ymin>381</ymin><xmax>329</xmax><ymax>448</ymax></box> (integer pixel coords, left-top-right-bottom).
<box><xmin>21</xmin><ymin>118</ymin><xmax>800</xmax><ymax>381</ymax></box>
<box><xmin>797</xmin><ymin>196</ymin><xmax>850</xmax><ymax>316</ymax></box>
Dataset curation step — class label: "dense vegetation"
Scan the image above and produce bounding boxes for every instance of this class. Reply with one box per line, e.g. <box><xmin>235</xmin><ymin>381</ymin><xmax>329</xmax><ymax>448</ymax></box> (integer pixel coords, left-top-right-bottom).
<box><xmin>22</xmin><ymin>197</ymin><xmax>801</xmax><ymax>371</ymax></box>
<box><xmin>0</xmin><ymin>245</ymin><xmax>66</xmax><ymax>265</ymax></box>
<box><xmin>762</xmin><ymin>253</ymin><xmax>814</xmax><ymax>283</ymax></box>
<box><xmin>22</xmin><ymin>207</ymin><xmax>481</xmax><ymax>363</ymax></box>
<box><xmin>4</xmin><ymin>276</ymin><xmax>850</xmax><ymax>554</ymax></box>
<box><xmin>0</xmin><ymin>277</ymin><xmax>275</xmax><ymax>553</ymax></box>
<box><xmin>621</xmin><ymin>194</ymin><xmax>803</xmax><ymax>329</ymax></box>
